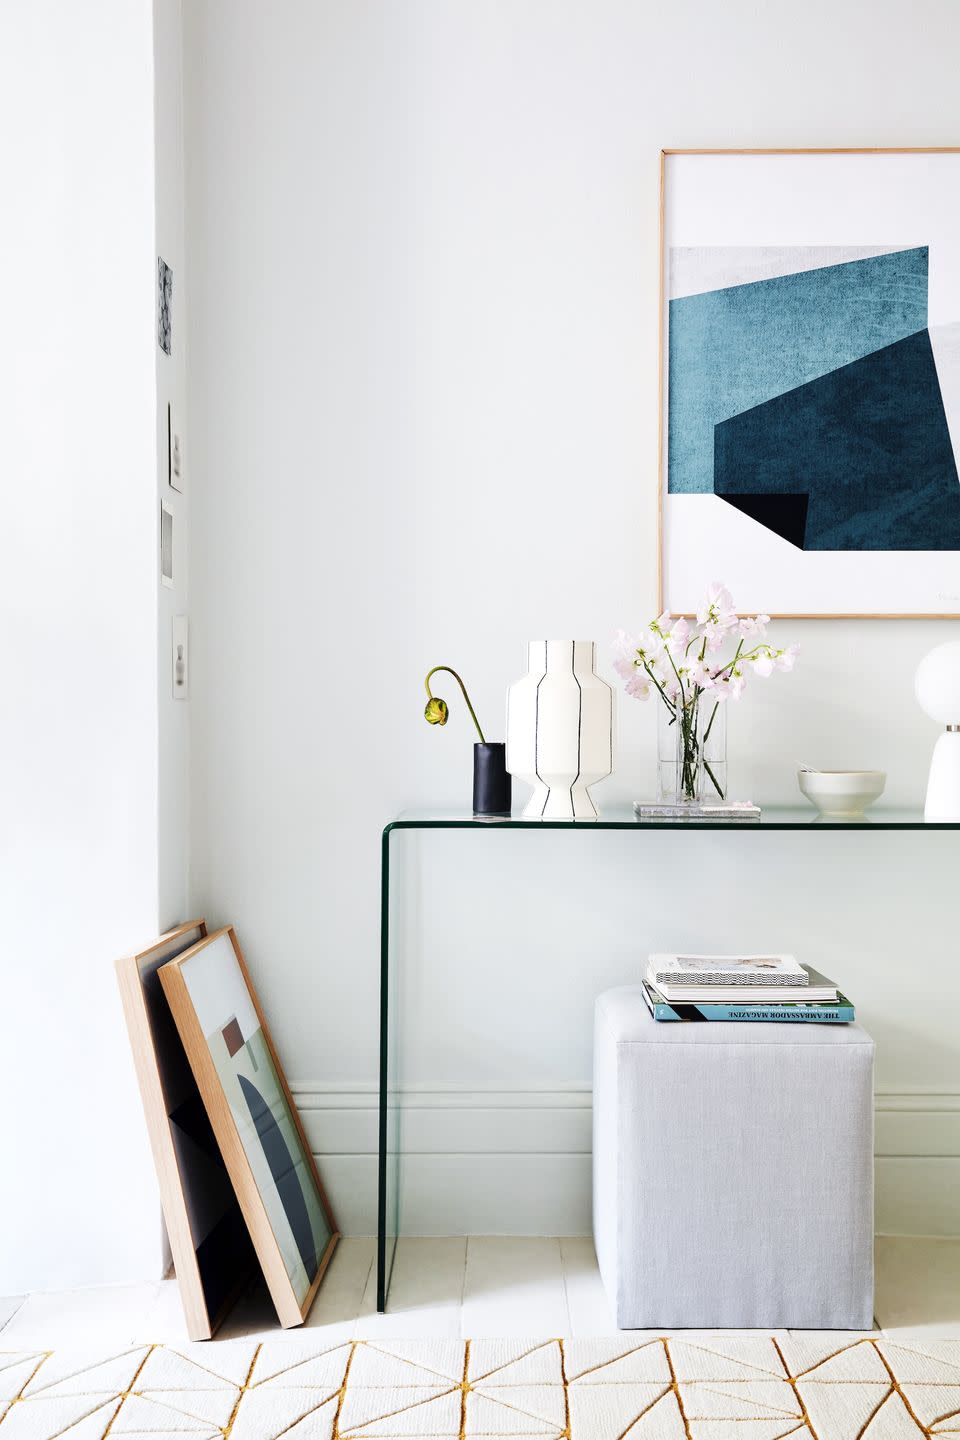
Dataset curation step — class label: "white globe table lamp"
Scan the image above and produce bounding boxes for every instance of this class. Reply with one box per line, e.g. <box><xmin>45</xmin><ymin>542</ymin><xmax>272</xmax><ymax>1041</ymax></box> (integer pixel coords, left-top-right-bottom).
<box><xmin>916</xmin><ymin>641</ymin><xmax>960</xmax><ymax>822</ymax></box>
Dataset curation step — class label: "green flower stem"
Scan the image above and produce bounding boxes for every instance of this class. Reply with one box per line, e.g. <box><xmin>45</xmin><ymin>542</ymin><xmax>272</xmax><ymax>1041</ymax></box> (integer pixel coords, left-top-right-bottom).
<box><xmin>680</xmin><ymin>696</ymin><xmax>698</xmax><ymax>799</ymax></box>
<box><xmin>665</xmin><ymin>647</ymin><xmax>687</xmax><ymax>707</ymax></box>
<box><xmin>702</xmin><ymin>697</ymin><xmax>720</xmax><ymax>746</ymax></box>
<box><xmin>424</xmin><ymin>666</ymin><xmax>486</xmax><ymax>743</ymax></box>
<box><xmin>712</xmin><ymin>638</ymin><xmax>746</xmax><ymax>677</ymax></box>
<box><xmin>640</xmin><ymin>659</ymin><xmax>677</xmax><ymax>718</ymax></box>
<box><xmin>704</xmin><ymin>757</ymin><xmax>724</xmax><ymax>798</ymax></box>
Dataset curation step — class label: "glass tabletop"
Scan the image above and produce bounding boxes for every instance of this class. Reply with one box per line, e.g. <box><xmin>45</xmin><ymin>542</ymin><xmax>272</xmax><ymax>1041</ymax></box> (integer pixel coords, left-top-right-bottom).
<box><xmin>388</xmin><ymin>806</ymin><xmax>957</xmax><ymax>830</ymax></box>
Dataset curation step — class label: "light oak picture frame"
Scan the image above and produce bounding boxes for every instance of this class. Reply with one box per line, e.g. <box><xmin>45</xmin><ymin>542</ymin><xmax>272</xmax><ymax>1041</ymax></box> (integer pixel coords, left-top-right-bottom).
<box><xmin>116</xmin><ymin>920</ymin><xmax>257</xmax><ymax>1340</ymax></box>
<box><xmin>160</xmin><ymin>925</ymin><xmax>339</xmax><ymax>1328</ymax></box>
<box><xmin>658</xmin><ymin>147</ymin><xmax>960</xmax><ymax>619</ymax></box>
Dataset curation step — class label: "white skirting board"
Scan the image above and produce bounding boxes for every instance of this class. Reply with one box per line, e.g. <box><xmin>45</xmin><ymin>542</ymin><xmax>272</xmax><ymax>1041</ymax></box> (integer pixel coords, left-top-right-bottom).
<box><xmin>292</xmin><ymin>1084</ymin><xmax>960</xmax><ymax>1239</ymax></box>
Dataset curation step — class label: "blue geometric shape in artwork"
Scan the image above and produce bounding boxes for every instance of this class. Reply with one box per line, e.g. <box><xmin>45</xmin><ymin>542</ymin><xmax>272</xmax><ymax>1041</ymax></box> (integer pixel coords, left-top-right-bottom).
<box><xmin>713</xmin><ymin>328</ymin><xmax>960</xmax><ymax>551</ymax></box>
<box><xmin>668</xmin><ymin>248</ymin><xmax>929</xmax><ymax>494</ymax></box>
<box><xmin>238</xmin><ymin>1073</ymin><xmax>318</xmax><ymax>1277</ymax></box>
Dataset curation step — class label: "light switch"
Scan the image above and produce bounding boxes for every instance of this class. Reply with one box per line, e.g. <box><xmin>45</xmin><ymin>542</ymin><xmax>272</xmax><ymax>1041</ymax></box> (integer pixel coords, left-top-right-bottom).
<box><xmin>173</xmin><ymin>615</ymin><xmax>189</xmax><ymax>700</ymax></box>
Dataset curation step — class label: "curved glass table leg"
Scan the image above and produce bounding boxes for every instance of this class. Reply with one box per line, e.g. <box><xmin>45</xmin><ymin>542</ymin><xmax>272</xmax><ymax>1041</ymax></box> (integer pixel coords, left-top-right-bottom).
<box><xmin>377</xmin><ymin>824</ymin><xmax>399</xmax><ymax>1311</ymax></box>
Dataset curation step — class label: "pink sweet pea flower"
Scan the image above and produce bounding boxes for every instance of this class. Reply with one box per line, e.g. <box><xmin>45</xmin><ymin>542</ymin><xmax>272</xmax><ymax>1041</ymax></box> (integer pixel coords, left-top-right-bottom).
<box><xmin>665</xmin><ymin>617</ymin><xmax>690</xmax><ymax>656</ymax></box>
<box><xmin>689</xmin><ymin>658</ymin><xmax>716</xmax><ymax>690</ymax></box>
<box><xmin>698</xmin><ymin>581</ymin><xmax>737</xmax><ymax>629</ymax></box>
<box><xmin>611</xmin><ymin>628</ymin><xmax>638</xmax><ymax>663</ymax></box>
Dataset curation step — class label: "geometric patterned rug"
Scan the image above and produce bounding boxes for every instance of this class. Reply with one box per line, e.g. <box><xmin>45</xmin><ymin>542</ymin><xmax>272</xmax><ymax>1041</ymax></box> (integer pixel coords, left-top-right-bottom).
<box><xmin>2</xmin><ymin>1336</ymin><xmax>960</xmax><ymax>1439</ymax></box>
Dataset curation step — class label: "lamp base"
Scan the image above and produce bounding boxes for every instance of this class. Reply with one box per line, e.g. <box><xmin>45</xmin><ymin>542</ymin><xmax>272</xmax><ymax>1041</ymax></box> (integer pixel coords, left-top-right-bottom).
<box><xmin>924</xmin><ymin>730</ymin><xmax>960</xmax><ymax>821</ymax></box>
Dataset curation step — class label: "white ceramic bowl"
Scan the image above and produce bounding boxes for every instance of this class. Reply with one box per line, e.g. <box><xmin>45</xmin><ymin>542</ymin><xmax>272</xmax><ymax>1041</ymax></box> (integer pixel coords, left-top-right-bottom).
<box><xmin>798</xmin><ymin>769</ymin><xmax>886</xmax><ymax>818</ymax></box>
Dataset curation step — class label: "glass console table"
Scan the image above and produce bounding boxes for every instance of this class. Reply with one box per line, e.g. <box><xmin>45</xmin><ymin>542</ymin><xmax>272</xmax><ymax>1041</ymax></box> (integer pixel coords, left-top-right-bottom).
<box><xmin>377</xmin><ymin>806</ymin><xmax>955</xmax><ymax>1310</ymax></box>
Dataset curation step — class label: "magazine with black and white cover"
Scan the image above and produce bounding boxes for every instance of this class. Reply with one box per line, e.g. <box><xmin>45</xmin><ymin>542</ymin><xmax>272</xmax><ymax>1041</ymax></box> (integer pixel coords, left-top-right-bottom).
<box><xmin>646</xmin><ymin>960</ymin><xmax>839</xmax><ymax>1004</ymax></box>
<box><xmin>649</xmin><ymin>952</ymin><xmax>806</xmax><ymax>987</ymax></box>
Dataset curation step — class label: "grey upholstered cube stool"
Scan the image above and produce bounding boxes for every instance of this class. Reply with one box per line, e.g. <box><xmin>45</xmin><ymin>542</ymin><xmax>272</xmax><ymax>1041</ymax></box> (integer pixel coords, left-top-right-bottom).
<box><xmin>593</xmin><ymin>986</ymin><xmax>874</xmax><ymax>1329</ymax></box>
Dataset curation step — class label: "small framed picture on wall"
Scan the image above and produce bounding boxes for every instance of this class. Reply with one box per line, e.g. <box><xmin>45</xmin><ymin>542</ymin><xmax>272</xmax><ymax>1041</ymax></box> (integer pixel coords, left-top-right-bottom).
<box><xmin>659</xmin><ymin>148</ymin><xmax>960</xmax><ymax>618</ymax></box>
<box><xmin>157</xmin><ymin>256</ymin><xmax>173</xmax><ymax>355</ymax></box>
<box><xmin>160</xmin><ymin>501</ymin><xmax>174</xmax><ymax>588</ymax></box>
<box><xmin>167</xmin><ymin>403</ymin><xmax>184</xmax><ymax>494</ymax></box>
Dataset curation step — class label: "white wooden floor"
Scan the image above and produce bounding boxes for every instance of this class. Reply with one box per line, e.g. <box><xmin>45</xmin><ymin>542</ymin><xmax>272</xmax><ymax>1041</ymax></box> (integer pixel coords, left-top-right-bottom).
<box><xmin>2</xmin><ymin>1236</ymin><xmax>959</xmax><ymax>1348</ymax></box>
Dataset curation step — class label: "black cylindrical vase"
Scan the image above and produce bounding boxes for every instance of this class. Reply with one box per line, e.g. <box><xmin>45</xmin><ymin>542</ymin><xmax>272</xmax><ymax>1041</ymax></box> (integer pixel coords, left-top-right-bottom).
<box><xmin>473</xmin><ymin>742</ymin><xmax>512</xmax><ymax>817</ymax></box>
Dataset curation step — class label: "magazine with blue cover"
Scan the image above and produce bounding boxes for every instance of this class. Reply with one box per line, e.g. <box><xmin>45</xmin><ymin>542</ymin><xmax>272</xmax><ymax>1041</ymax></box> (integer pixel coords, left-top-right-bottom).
<box><xmin>641</xmin><ymin>979</ymin><xmax>855</xmax><ymax>1024</ymax></box>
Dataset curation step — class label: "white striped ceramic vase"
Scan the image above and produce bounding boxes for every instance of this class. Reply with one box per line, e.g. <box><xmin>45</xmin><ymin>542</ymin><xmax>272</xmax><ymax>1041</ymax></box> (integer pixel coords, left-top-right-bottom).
<box><xmin>506</xmin><ymin>640</ymin><xmax>614</xmax><ymax>819</ymax></box>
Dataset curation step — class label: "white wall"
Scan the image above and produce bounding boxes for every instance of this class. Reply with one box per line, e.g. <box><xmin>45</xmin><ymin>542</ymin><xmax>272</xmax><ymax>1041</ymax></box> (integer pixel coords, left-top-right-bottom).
<box><xmin>0</xmin><ymin>1</ymin><xmax>162</xmax><ymax>1290</ymax></box>
<box><xmin>184</xmin><ymin>0</ymin><xmax>960</xmax><ymax>1236</ymax></box>
<box><xmin>154</xmin><ymin>0</ymin><xmax>191</xmax><ymax>928</ymax></box>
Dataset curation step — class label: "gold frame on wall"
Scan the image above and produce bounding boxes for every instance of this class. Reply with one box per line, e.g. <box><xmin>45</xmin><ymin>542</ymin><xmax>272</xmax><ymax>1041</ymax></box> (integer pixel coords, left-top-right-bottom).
<box><xmin>657</xmin><ymin>147</ymin><xmax>960</xmax><ymax>620</ymax></box>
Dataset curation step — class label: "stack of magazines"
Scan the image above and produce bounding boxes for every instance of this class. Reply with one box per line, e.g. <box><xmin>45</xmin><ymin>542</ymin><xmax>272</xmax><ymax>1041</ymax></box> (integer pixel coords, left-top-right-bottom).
<box><xmin>643</xmin><ymin>953</ymin><xmax>855</xmax><ymax>1024</ymax></box>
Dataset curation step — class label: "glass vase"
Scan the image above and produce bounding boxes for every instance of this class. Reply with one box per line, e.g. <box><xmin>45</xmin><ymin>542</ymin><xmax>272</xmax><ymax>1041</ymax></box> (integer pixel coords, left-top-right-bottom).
<box><xmin>657</xmin><ymin>693</ymin><xmax>727</xmax><ymax>804</ymax></box>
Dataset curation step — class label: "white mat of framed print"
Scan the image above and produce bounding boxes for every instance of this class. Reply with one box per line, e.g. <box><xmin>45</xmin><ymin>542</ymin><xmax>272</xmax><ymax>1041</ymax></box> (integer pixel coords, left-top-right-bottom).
<box><xmin>659</xmin><ymin>149</ymin><xmax>960</xmax><ymax>618</ymax></box>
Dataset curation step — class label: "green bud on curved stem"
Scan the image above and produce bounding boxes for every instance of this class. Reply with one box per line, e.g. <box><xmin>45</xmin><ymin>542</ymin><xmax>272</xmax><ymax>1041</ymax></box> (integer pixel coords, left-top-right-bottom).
<box><xmin>423</xmin><ymin>666</ymin><xmax>486</xmax><ymax>744</ymax></box>
<box><xmin>424</xmin><ymin>696</ymin><xmax>448</xmax><ymax>725</ymax></box>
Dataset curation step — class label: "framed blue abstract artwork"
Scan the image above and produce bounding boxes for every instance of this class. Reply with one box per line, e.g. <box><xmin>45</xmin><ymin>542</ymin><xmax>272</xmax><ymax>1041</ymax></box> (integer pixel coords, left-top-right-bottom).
<box><xmin>659</xmin><ymin>149</ymin><xmax>960</xmax><ymax>617</ymax></box>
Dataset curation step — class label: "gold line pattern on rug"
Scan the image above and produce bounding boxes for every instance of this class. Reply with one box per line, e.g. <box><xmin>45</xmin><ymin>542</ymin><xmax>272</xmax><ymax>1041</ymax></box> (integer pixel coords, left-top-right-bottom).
<box><xmin>331</xmin><ymin>1338</ymin><xmax>356</xmax><ymax>1440</ymax></box>
<box><xmin>0</xmin><ymin>1351</ymin><xmax>49</xmax><ymax>1427</ymax></box>
<box><xmin>1</xmin><ymin>1337</ymin><xmax>959</xmax><ymax>1438</ymax></box>
<box><xmin>873</xmin><ymin>1339</ymin><xmax>930</xmax><ymax>1435</ymax></box>
<box><xmin>100</xmin><ymin>1346</ymin><xmax>154</xmax><ymax>1440</ymax></box>
<box><xmin>557</xmin><ymin>1338</ymin><xmax>570</xmax><ymax>1440</ymax></box>
<box><xmin>459</xmin><ymin>1337</ymin><xmax>470</xmax><ymax>1440</ymax></box>
<box><xmin>223</xmin><ymin>1342</ymin><xmax>261</xmax><ymax>1439</ymax></box>
<box><xmin>663</xmin><ymin>1337</ymin><xmax>693</xmax><ymax>1440</ymax></box>
<box><xmin>772</xmin><ymin>1336</ymin><xmax>821</xmax><ymax>1440</ymax></box>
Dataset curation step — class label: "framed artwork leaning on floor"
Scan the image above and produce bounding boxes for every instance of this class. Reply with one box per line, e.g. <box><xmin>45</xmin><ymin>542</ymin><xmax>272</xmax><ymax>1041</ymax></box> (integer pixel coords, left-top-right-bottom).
<box><xmin>160</xmin><ymin>925</ymin><xmax>339</xmax><ymax>1328</ymax></box>
<box><xmin>659</xmin><ymin>148</ymin><xmax>960</xmax><ymax>618</ymax></box>
<box><xmin>116</xmin><ymin>920</ymin><xmax>257</xmax><ymax>1340</ymax></box>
